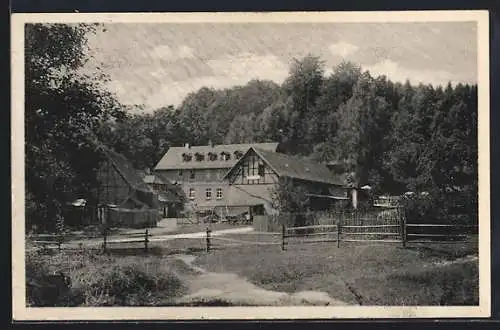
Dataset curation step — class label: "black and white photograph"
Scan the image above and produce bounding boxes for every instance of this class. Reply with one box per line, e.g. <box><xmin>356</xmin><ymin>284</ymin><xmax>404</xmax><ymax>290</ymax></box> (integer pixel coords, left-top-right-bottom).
<box><xmin>11</xmin><ymin>11</ymin><xmax>490</xmax><ymax>320</ymax></box>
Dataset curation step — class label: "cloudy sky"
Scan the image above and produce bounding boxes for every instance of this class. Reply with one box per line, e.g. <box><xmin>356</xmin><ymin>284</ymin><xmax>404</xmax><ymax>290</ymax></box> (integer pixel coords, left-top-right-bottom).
<box><xmin>83</xmin><ymin>22</ymin><xmax>477</xmax><ymax>110</ymax></box>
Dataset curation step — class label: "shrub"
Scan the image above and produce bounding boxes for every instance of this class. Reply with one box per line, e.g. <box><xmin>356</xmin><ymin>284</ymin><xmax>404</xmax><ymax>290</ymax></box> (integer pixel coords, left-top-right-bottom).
<box><xmin>26</xmin><ymin>249</ymin><xmax>77</xmax><ymax>306</ymax></box>
<box><xmin>26</xmin><ymin>250</ymin><xmax>187</xmax><ymax>307</ymax></box>
<box><xmin>400</xmin><ymin>192</ymin><xmax>477</xmax><ymax>226</ymax></box>
<box><xmin>401</xmin><ymin>194</ymin><xmax>444</xmax><ymax>224</ymax></box>
<box><xmin>83</xmin><ymin>265</ymin><xmax>185</xmax><ymax>306</ymax></box>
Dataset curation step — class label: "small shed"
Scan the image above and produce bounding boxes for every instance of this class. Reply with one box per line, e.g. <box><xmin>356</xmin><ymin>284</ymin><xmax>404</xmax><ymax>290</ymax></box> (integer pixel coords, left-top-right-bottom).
<box><xmin>95</xmin><ymin>146</ymin><xmax>159</xmax><ymax>228</ymax></box>
<box><xmin>140</xmin><ymin>171</ymin><xmax>186</xmax><ymax>218</ymax></box>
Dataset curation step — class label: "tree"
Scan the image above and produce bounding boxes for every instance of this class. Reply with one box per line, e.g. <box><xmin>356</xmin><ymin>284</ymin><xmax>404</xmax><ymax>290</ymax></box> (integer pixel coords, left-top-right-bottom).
<box><xmin>333</xmin><ymin>71</ymin><xmax>392</xmax><ymax>191</ymax></box>
<box><xmin>25</xmin><ymin>23</ymin><xmax>122</xmax><ymax>231</ymax></box>
<box><xmin>309</xmin><ymin>61</ymin><xmax>362</xmax><ymax>163</ymax></box>
<box><xmin>177</xmin><ymin>87</ymin><xmax>220</xmax><ymax>145</ymax></box>
<box><xmin>281</xmin><ymin>55</ymin><xmax>325</xmax><ymax>154</ymax></box>
<box><xmin>270</xmin><ymin>177</ymin><xmax>310</xmax><ymax>227</ymax></box>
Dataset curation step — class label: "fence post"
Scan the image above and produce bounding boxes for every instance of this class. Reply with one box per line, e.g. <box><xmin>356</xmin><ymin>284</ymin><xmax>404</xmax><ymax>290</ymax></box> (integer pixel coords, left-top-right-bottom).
<box><xmin>400</xmin><ymin>208</ymin><xmax>407</xmax><ymax>248</ymax></box>
<box><xmin>281</xmin><ymin>224</ymin><xmax>286</xmax><ymax>251</ymax></box>
<box><xmin>144</xmin><ymin>228</ymin><xmax>149</xmax><ymax>253</ymax></box>
<box><xmin>206</xmin><ymin>228</ymin><xmax>211</xmax><ymax>252</ymax></box>
<box><xmin>102</xmin><ymin>227</ymin><xmax>107</xmax><ymax>253</ymax></box>
<box><xmin>57</xmin><ymin>232</ymin><xmax>63</xmax><ymax>252</ymax></box>
<box><xmin>337</xmin><ymin>220</ymin><xmax>341</xmax><ymax>248</ymax></box>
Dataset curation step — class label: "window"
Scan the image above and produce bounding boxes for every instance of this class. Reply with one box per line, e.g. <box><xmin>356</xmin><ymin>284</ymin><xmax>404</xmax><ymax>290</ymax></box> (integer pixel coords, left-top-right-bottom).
<box><xmin>234</xmin><ymin>150</ymin><xmax>243</xmax><ymax>159</ymax></box>
<box><xmin>216</xmin><ymin>188</ymin><xmax>223</xmax><ymax>200</ymax></box>
<box><xmin>178</xmin><ymin>169</ymin><xmax>183</xmax><ymax>177</ymax></box>
<box><xmin>188</xmin><ymin>188</ymin><xmax>196</xmax><ymax>200</ymax></box>
<box><xmin>195</xmin><ymin>152</ymin><xmax>205</xmax><ymax>161</ymax></box>
<box><xmin>189</xmin><ymin>170</ymin><xmax>195</xmax><ymax>180</ymax></box>
<box><xmin>221</xmin><ymin>152</ymin><xmax>231</xmax><ymax>161</ymax></box>
<box><xmin>182</xmin><ymin>153</ymin><xmax>192</xmax><ymax>162</ymax></box>
<box><xmin>208</xmin><ymin>152</ymin><xmax>218</xmax><ymax>161</ymax></box>
<box><xmin>258</xmin><ymin>164</ymin><xmax>265</xmax><ymax>176</ymax></box>
<box><xmin>206</xmin><ymin>188</ymin><xmax>212</xmax><ymax>200</ymax></box>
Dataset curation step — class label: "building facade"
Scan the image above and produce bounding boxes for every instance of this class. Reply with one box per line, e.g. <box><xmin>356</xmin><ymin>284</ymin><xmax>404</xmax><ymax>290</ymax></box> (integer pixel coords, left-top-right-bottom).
<box><xmin>139</xmin><ymin>170</ymin><xmax>186</xmax><ymax>218</ymax></box>
<box><xmin>223</xmin><ymin>147</ymin><xmax>351</xmax><ymax>216</ymax></box>
<box><xmin>153</xmin><ymin>142</ymin><xmax>279</xmax><ymax>217</ymax></box>
<box><xmin>95</xmin><ymin>146</ymin><xmax>159</xmax><ymax>228</ymax></box>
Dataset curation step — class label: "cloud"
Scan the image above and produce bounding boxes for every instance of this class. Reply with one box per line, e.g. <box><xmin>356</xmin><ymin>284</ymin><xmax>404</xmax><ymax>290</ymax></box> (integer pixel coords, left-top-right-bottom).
<box><xmin>329</xmin><ymin>42</ymin><xmax>359</xmax><ymax>58</ymax></box>
<box><xmin>207</xmin><ymin>52</ymin><xmax>289</xmax><ymax>84</ymax></box>
<box><xmin>150</xmin><ymin>44</ymin><xmax>195</xmax><ymax>61</ymax></box>
<box><xmin>363</xmin><ymin>59</ymin><xmax>457</xmax><ymax>87</ymax></box>
<box><xmin>147</xmin><ymin>76</ymin><xmax>235</xmax><ymax>108</ymax></box>
<box><xmin>120</xmin><ymin>53</ymin><xmax>289</xmax><ymax>109</ymax></box>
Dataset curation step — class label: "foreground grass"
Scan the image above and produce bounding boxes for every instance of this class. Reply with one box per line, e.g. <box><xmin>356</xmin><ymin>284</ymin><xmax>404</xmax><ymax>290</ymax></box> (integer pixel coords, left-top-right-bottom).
<box><xmin>26</xmin><ymin>248</ymin><xmax>188</xmax><ymax>307</ymax></box>
<box><xmin>195</xmin><ymin>240</ymin><xmax>478</xmax><ymax>306</ymax></box>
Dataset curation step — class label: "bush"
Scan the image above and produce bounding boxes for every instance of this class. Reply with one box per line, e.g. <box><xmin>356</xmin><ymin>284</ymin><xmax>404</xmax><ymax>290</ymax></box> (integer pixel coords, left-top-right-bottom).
<box><xmin>401</xmin><ymin>194</ymin><xmax>444</xmax><ymax>224</ymax></box>
<box><xmin>84</xmin><ymin>265</ymin><xmax>185</xmax><ymax>306</ymax></box>
<box><xmin>400</xmin><ymin>192</ymin><xmax>477</xmax><ymax>227</ymax></box>
<box><xmin>26</xmin><ymin>250</ymin><xmax>187</xmax><ymax>307</ymax></box>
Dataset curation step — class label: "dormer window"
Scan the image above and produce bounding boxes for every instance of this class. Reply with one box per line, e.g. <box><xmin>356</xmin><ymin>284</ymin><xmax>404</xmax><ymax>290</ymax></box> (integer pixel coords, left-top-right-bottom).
<box><xmin>194</xmin><ymin>152</ymin><xmax>205</xmax><ymax>161</ymax></box>
<box><xmin>208</xmin><ymin>152</ymin><xmax>218</xmax><ymax>161</ymax></box>
<box><xmin>220</xmin><ymin>151</ymin><xmax>231</xmax><ymax>161</ymax></box>
<box><xmin>182</xmin><ymin>153</ymin><xmax>193</xmax><ymax>162</ymax></box>
<box><xmin>234</xmin><ymin>150</ymin><xmax>243</xmax><ymax>159</ymax></box>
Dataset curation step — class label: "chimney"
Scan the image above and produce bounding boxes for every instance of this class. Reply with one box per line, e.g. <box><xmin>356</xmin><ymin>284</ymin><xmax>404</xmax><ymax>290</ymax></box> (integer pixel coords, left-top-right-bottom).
<box><xmin>208</xmin><ymin>139</ymin><xmax>213</xmax><ymax>148</ymax></box>
<box><xmin>184</xmin><ymin>143</ymin><xmax>190</xmax><ymax>149</ymax></box>
<box><xmin>145</xmin><ymin>168</ymin><xmax>151</xmax><ymax>175</ymax></box>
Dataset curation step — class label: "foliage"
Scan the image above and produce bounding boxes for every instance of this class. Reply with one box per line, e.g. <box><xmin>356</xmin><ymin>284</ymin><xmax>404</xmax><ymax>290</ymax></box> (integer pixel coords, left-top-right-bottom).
<box><xmin>101</xmin><ymin>53</ymin><xmax>476</xmax><ymax>210</ymax></box>
<box><xmin>26</xmin><ymin>249</ymin><xmax>187</xmax><ymax>306</ymax></box>
<box><xmin>25</xmin><ymin>23</ymin><xmax>123</xmax><ymax>231</ymax></box>
<box><xmin>270</xmin><ymin>177</ymin><xmax>311</xmax><ymax>227</ymax></box>
<box><xmin>400</xmin><ymin>191</ymin><xmax>476</xmax><ymax>226</ymax></box>
<box><xmin>28</xmin><ymin>25</ymin><xmax>477</xmax><ymax>229</ymax></box>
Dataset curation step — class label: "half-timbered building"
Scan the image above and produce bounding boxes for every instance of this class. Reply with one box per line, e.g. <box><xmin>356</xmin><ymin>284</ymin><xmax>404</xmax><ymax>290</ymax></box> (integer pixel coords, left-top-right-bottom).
<box><xmin>223</xmin><ymin>147</ymin><xmax>351</xmax><ymax>216</ymax></box>
<box><xmin>95</xmin><ymin>146</ymin><xmax>159</xmax><ymax>228</ymax></box>
<box><xmin>153</xmin><ymin>142</ymin><xmax>279</xmax><ymax>217</ymax></box>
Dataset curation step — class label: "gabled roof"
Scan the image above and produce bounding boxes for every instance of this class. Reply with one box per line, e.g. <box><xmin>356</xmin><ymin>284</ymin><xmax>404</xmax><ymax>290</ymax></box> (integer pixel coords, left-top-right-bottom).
<box><xmin>137</xmin><ymin>171</ymin><xmax>186</xmax><ymax>203</ymax></box>
<box><xmin>98</xmin><ymin>146</ymin><xmax>153</xmax><ymax>194</ymax></box>
<box><xmin>154</xmin><ymin>142</ymin><xmax>279</xmax><ymax>170</ymax></box>
<box><xmin>225</xmin><ymin>147</ymin><xmax>346</xmax><ymax>186</ymax></box>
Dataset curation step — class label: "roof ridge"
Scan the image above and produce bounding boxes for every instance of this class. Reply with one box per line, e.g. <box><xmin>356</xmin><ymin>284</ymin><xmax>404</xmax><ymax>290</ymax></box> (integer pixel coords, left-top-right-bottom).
<box><xmin>101</xmin><ymin>147</ymin><xmax>152</xmax><ymax>193</ymax></box>
<box><xmin>251</xmin><ymin>147</ymin><xmax>346</xmax><ymax>186</ymax></box>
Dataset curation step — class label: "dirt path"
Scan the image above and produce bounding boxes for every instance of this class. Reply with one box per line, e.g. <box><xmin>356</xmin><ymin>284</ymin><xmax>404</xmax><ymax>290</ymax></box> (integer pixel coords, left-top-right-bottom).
<box><xmin>172</xmin><ymin>254</ymin><xmax>355</xmax><ymax>306</ymax></box>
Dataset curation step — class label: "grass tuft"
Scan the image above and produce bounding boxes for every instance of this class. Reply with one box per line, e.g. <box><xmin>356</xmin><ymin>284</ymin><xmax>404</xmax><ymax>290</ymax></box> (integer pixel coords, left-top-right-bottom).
<box><xmin>26</xmin><ymin>249</ymin><xmax>187</xmax><ymax>307</ymax></box>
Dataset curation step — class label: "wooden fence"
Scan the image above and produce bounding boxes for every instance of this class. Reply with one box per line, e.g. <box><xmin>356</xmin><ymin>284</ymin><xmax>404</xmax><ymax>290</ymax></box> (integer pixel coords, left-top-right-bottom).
<box><xmin>101</xmin><ymin>228</ymin><xmax>152</xmax><ymax>252</ymax></box>
<box><xmin>280</xmin><ymin>219</ymin><xmax>477</xmax><ymax>250</ymax></box>
<box><xmin>28</xmin><ymin>228</ymin><xmax>153</xmax><ymax>253</ymax></box>
<box><xmin>205</xmin><ymin>211</ymin><xmax>478</xmax><ymax>252</ymax></box>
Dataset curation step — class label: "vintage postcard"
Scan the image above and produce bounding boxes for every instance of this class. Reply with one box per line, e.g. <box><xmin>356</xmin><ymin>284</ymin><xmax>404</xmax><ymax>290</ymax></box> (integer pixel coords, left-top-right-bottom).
<box><xmin>11</xmin><ymin>11</ymin><xmax>490</xmax><ymax>320</ymax></box>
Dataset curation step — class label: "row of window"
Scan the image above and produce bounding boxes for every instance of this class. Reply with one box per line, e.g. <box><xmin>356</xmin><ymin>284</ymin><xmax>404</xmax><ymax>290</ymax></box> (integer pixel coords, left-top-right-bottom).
<box><xmin>189</xmin><ymin>187</ymin><xmax>223</xmax><ymax>200</ymax></box>
<box><xmin>181</xmin><ymin>151</ymin><xmax>244</xmax><ymax>162</ymax></box>
<box><xmin>178</xmin><ymin>169</ymin><xmax>224</xmax><ymax>180</ymax></box>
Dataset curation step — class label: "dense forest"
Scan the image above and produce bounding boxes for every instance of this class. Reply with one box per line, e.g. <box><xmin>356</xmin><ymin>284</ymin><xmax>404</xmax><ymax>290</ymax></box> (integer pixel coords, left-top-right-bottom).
<box><xmin>100</xmin><ymin>57</ymin><xmax>478</xmax><ymax>198</ymax></box>
<box><xmin>25</xmin><ymin>24</ymin><xmax>478</xmax><ymax>230</ymax></box>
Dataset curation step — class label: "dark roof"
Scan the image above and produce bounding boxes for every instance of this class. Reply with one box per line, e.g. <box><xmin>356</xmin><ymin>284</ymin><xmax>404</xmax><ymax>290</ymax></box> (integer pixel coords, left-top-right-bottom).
<box><xmin>98</xmin><ymin>146</ymin><xmax>153</xmax><ymax>194</ymax></box>
<box><xmin>154</xmin><ymin>142</ymin><xmax>279</xmax><ymax>170</ymax></box>
<box><xmin>225</xmin><ymin>147</ymin><xmax>346</xmax><ymax>186</ymax></box>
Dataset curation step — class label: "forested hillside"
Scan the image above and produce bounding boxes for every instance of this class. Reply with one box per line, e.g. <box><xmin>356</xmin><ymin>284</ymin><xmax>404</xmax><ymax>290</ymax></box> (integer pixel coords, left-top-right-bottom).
<box><xmin>100</xmin><ymin>55</ymin><xmax>477</xmax><ymax>199</ymax></box>
<box><xmin>24</xmin><ymin>24</ymin><xmax>477</xmax><ymax>230</ymax></box>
